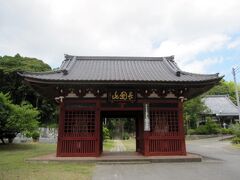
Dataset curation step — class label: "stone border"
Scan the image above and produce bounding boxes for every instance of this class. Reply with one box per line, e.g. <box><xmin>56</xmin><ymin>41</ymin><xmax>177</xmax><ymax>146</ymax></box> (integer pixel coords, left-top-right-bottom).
<box><xmin>26</xmin><ymin>152</ymin><xmax>202</xmax><ymax>164</ymax></box>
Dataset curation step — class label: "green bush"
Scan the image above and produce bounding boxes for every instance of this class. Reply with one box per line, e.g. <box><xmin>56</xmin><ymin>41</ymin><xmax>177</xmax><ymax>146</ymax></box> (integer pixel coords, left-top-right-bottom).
<box><xmin>204</xmin><ymin>118</ymin><xmax>221</xmax><ymax>134</ymax></box>
<box><xmin>220</xmin><ymin>128</ymin><xmax>233</xmax><ymax>135</ymax></box>
<box><xmin>187</xmin><ymin>129</ymin><xmax>196</xmax><ymax>135</ymax></box>
<box><xmin>123</xmin><ymin>132</ymin><xmax>129</xmax><ymax>140</ymax></box>
<box><xmin>232</xmin><ymin>137</ymin><xmax>240</xmax><ymax>144</ymax></box>
<box><xmin>0</xmin><ymin>93</ymin><xmax>39</xmax><ymax>144</ymax></box>
<box><xmin>229</xmin><ymin>123</ymin><xmax>240</xmax><ymax>137</ymax></box>
<box><xmin>31</xmin><ymin>131</ymin><xmax>40</xmax><ymax>141</ymax></box>
<box><xmin>103</xmin><ymin>126</ymin><xmax>110</xmax><ymax>141</ymax></box>
<box><xmin>195</xmin><ymin>126</ymin><xmax>209</xmax><ymax>135</ymax></box>
<box><xmin>193</xmin><ymin>118</ymin><xmax>220</xmax><ymax>135</ymax></box>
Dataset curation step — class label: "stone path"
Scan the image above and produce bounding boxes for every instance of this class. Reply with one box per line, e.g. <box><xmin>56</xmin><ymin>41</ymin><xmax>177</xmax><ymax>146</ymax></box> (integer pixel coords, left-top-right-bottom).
<box><xmin>110</xmin><ymin>140</ymin><xmax>126</xmax><ymax>152</ymax></box>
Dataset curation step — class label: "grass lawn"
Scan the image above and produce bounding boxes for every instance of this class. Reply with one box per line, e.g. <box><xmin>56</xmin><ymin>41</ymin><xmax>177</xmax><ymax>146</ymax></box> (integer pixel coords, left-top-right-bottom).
<box><xmin>121</xmin><ymin>138</ymin><xmax>136</xmax><ymax>151</ymax></box>
<box><xmin>103</xmin><ymin>139</ymin><xmax>115</xmax><ymax>151</ymax></box>
<box><xmin>0</xmin><ymin>143</ymin><xmax>94</xmax><ymax>180</ymax></box>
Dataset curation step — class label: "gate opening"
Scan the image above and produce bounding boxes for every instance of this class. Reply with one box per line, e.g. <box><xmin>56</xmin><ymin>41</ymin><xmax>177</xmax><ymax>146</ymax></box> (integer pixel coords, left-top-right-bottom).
<box><xmin>100</xmin><ymin>111</ymin><xmax>144</xmax><ymax>155</ymax></box>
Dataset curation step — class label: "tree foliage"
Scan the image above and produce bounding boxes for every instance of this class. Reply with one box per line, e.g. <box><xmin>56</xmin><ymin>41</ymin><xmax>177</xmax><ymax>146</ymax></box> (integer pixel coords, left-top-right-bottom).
<box><xmin>184</xmin><ymin>96</ymin><xmax>207</xmax><ymax>129</ymax></box>
<box><xmin>102</xmin><ymin>125</ymin><xmax>110</xmax><ymax>140</ymax></box>
<box><xmin>230</xmin><ymin>123</ymin><xmax>240</xmax><ymax>138</ymax></box>
<box><xmin>206</xmin><ymin>80</ymin><xmax>237</xmax><ymax>104</ymax></box>
<box><xmin>0</xmin><ymin>54</ymin><xmax>50</xmax><ymax>73</ymax></box>
<box><xmin>184</xmin><ymin>80</ymin><xmax>239</xmax><ymax>129</ymax></box>
<box><xmin>0</xmin><ymin>54</ymin><xmax>57</xmax><ymax>125</ymax></box>
<box><xmin>230</xmin><ymin>123</ymin><xmax>240</xmax><ymax>144</ymax></box>
<box><xmin>104</xmin><ymin>118</ymin><xmax>135</xmax><ymax>139</ymax></box>
<box><xmin>0</xmin><ymin>93</ymin><xmax>39</xmax><ymax>143</ymax></box>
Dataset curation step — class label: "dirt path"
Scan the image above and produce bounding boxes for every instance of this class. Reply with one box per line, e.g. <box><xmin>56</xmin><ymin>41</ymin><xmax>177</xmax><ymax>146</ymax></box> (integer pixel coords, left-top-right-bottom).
<box><xmin>110</xmin><ymin>140</ymin><xmax>126</xmax><ymax>152</ymax></box>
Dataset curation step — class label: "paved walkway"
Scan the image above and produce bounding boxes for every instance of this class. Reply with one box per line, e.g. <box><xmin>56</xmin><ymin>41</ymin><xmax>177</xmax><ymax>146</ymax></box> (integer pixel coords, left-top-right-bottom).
<box><xmin>110</xmin><ymin>140</ymin><xmax>126</xmax><ymax>152</ymax></box>
<box><xmin>93</xmin><ymin>137</ymin><xmax>240</xmax><ymax>180</ymax></box>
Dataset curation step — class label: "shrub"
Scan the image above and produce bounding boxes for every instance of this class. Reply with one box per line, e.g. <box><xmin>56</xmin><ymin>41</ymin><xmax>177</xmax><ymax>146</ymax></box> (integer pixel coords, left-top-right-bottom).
<box><xmin>220</xmin><ymin>128</ymin><xmax>233</xmax><ymax>135</ymax></box>
<box><xmin>103</xmin><ymin>126</ymin><xmax>110</xmax><ymax>141</ymax></box>
<box><xmin>195</xmin><ymin>125</ymin><xmax>209</xmax><ymax>135</ymax></box>
<box><xmin>192</xmin><ymin>118</ymin><xmax>220</xmax><ymax>135</ymax></box>
<box><xmin>0</xmin><ymin>93</ymin><xmax>39</xmax><ymax>144</ymax></box>
<box><xmin>187</xmin><ymin>129</ymin><xmax>196</xmax><ymax>135</ymax></box>
<box><xmin>232</xmin><ymin>137</ymin><xmax>240</xmax><ymax>144</ymax></box>
<box><xmin>123</xmin><ymin>132</ymin><xmax>130</xmax><ymax>140</ymax></box>
<box><xmin>204</xmin><ymin>117</ymin><xmax>221</xmax><ymax>134</ymax></box>
<box><xmin>31</xmin><ymin>131</ymin><xmax>40</xmax><ymax>142</ymax></box>
<box><xmin>229</xmin><ymin>123</ymin><xmax>240</xmax><ymax>137</ymax></box>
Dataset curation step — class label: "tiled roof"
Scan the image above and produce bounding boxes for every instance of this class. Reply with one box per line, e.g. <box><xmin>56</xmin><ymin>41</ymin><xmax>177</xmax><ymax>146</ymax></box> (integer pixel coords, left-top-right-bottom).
<box><xmin>20</xmin><ymin>55</ymin><xmax>222</xmax><ymax>83</ymax></box>
<box><xmin>202</xmin><ymin>95</ymin><xmax>239</xmax><ymax>116</ymax></box>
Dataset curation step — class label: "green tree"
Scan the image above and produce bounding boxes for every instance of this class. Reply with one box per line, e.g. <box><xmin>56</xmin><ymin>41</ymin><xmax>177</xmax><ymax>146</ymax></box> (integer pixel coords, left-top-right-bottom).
<box><xmin>124</xmin><ymin>118</ymin><xmax>135</xmax><ymax>134</ymax></box>
<box><xmin>0</xmin><ymin>93</ymin><xmax>39</xmax><ymax>143</ymax></box>
<box><xmin>0</xmin><ymin>54</ymin><xmax>57</xmax><ymax>125</ymax></box>
<box><xmin>206</xmin><ymin>80</ymin><xmax>237</xmax><ymax>104</ymax></box>
<box><xmin>184</xmin><ymin>96</ymin><xmax>207</xmax><ymax>129</ymax></box>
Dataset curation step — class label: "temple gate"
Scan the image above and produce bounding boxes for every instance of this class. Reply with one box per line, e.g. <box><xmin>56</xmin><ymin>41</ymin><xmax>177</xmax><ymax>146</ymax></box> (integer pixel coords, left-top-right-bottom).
<box><xmin>20</xmin><ymin>55</ymin><xmax>222</xmax><ymax>157</ymax></box>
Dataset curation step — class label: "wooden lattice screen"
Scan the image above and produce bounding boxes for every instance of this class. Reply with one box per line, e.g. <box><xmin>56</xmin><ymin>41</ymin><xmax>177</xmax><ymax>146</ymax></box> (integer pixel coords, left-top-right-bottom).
<box><xmin>144</xmin><ymin>103</ymin><xmax>186</xmax><ymax>155</ymax></box>
<box><xmin>57</xmin><ymin>109</ymin><xmax>99</xmax><ymax>157</ymax></box>
<box><xmin>150</xmin><ymin>111</ymin><xmax>178</xmax><ymax>136</ymax></box>
<box><xmin>64</xmin><ymin>111</ymin><xmax>95</xmax><ymax>137</ymax></box>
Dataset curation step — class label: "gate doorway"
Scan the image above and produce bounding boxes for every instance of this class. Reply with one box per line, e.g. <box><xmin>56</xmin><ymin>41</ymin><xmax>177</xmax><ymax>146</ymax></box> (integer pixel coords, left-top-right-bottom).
<box><xmin>100</xmin><ymin>111</ymin><xmax>144</xmax><ymax>155</ymax></box>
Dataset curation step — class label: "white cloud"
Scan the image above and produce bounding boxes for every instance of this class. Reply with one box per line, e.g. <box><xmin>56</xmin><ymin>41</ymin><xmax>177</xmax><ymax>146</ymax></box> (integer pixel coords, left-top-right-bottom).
<box><xmin>0</xmin><ymin>0</ymin><xmax>240</xmax><ymax>73</ymax></box>
<box><xmin>152</xmin><ymin>34</ymin><xmax>229</xmax><ymax>64</ymax></box>
<box><xmin>228</xmin><ymin>37</ymin><xmax>240</xmax><ymax>49</ymax></box>
<box><xmin>181</xmin><ymin>57</ymin><xmax>223</xmax><ymax>74</ymax></box>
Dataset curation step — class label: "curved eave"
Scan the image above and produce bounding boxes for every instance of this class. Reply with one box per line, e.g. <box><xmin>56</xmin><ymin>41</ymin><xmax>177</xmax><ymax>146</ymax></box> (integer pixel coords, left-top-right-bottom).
<box><xmin>22</xmin><ymin>75</ymin><xmax>223</xmax><ymax>86</ymax></box>
<box><xmin>20</xmin><ymin>75</ymin><xmax>222</xmax><ymax>101</ymax></box>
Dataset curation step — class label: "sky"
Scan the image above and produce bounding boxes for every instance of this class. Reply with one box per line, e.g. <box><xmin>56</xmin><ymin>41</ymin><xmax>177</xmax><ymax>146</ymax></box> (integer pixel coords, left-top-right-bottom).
<box><xmin>1</xmin><ymin>0</ymin><xmax>240</xmax><ymax>81</ymax></box>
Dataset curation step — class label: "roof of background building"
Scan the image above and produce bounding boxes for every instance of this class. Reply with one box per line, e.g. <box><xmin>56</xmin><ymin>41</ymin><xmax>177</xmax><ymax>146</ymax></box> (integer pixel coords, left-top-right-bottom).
<box><xmin>20</xmin><ymin>55</ymin><xmax>221</xmax><ymax>83</ymax></box>
<box><xmin>202</xmin><ymin>95</ymin><xmax>239</xmax><ymax>116</ymax></box>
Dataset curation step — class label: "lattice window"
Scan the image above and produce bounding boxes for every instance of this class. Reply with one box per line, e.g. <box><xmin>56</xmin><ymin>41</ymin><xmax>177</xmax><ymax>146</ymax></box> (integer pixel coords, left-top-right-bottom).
<box><xmin>150</xmin><ymin>111</ymin><xmax>178</xmax><ymax>133</ymax></box>
<box><xmin>64</xmin><ymin>111</ymin><xmax>95</xmax><ymax>134</ymax></box>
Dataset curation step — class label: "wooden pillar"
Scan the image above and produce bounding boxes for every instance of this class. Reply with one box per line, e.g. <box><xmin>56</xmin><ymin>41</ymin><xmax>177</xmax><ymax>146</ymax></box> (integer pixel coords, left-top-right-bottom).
<box><xmin>143</xmin><ymin>132</ymin><xmax>149</xmax><ymax>156</ymax></box>
<box><xmin>96</xmin><ymin>99</ymin><xmax>101</xmax><ymax>156</ymax></box>
<box><xmin>178</xmin><ymin>100</ymin><xmax>187</xmax><ymax>155</ymax></box>
<box><xmin>56</xmin><ymin>101</ymin><xmax>64</xmax><ymax>157</ymax></box>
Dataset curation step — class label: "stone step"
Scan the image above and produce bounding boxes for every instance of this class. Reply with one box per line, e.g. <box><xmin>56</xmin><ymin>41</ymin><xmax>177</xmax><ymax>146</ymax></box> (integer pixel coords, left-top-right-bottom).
<box><xmin>97</xmin><ymin>160</ymin><xmax>152</xmax><ymax>165</ymax></box>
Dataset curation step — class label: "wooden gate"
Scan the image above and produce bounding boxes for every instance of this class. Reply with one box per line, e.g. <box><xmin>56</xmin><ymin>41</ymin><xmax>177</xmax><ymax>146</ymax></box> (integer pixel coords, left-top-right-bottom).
<box><xmin>143</xmin><ymin>101</ymin><xmax>186</xmax><ymax>156</ymax></box>
<box><xmin>56</xmin><ymin>99</ymin><xmax>186</xmax><ymax>157</ymax></box>
<box><xmin>57</xmin><ymin>100</ymin><xmax>100</xmax><ymax>157</ymax></box>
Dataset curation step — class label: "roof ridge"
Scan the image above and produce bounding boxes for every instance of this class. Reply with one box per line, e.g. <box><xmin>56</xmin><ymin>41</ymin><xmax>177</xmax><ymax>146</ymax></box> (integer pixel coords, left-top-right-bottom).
<box><xmin>181</xmin><ymin>71</ymin><xmax>221</xmax><ymax>78</ymax></box>
<box><xmin>64</xmin><ymin>54</ymin><xmax>175</xmax><ymax>61</ymax></box>
<box><xmin>18</xmin><ymin>69</ymin><xmax>62</xmax><ymax>76</ymax></box>
<box><xmin>204</xmin><ymin>94</ymin><xmax>229</xmax><ymax>97</ymax></box>
<box><xmin>224</xmin><ymin>95</ymin><xmax>238</xmax><ymax>108</ymax></box>
<box><xmin>162</xmin><ymin>57</ymin><xmax>180</xmax><ymax>76</ymax></box>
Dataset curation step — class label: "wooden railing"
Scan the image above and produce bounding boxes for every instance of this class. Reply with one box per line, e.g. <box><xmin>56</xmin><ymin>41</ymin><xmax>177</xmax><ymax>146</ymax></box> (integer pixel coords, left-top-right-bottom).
<box><xmin>149</xmin><ymin>139</ymin><xmax>182</xmax><ymax>154</ymax></box>
<box><xmin>60</xmin><ymin>139</ymin><xmax>97</xmax><ymax>156</ymax></box>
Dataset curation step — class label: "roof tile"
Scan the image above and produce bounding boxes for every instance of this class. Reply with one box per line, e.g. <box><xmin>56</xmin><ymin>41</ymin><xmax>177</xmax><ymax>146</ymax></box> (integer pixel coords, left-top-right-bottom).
<box><xmin>20</xmin><ymin>55</ymin><xmax>221</xmax><ymax>83</ymax></box>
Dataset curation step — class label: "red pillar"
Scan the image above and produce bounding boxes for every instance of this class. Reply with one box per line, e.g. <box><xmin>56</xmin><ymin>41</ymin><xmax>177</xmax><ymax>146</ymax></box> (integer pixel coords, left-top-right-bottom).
<box><xmin>178</xmin><ymin>100</ymin><xmax>187</xmax><ymax>155</ymax></box>
<box><xmin>96</xmin><ymin>99</ymin><xmax>101</xmax><ymax>156</ymax></box>
<box><xmin>56</xmin><ymin>101</ymin><xmax>64</xmax><ymax>157</ymax></box>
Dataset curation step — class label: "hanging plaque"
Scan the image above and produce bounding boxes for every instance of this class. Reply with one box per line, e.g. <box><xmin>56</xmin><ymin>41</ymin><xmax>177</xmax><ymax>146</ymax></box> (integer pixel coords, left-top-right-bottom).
<box><xmin>108</xmin><ymin>90</ymin><xmax>136</xmax><ymax>103</ymax></box>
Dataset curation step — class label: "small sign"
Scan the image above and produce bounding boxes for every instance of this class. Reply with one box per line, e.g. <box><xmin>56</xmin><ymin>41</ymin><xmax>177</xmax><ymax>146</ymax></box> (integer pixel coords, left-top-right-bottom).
<box><xmin>144</xmin><ymin>103</ymin><xmax>150</xmax><ymax>131</ymax></box>
<box><xmin>108</xmin><ymin>90</ymin><xmax>136</xmax><ymax>102</ymax></box>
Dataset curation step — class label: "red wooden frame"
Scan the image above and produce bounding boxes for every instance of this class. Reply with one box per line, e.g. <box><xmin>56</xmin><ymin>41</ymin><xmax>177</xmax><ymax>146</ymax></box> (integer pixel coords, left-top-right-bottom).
<box><xmin>56</xmin><ymin>98</ymin><xmax>186</xmax><ymax>157</ymax></box>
